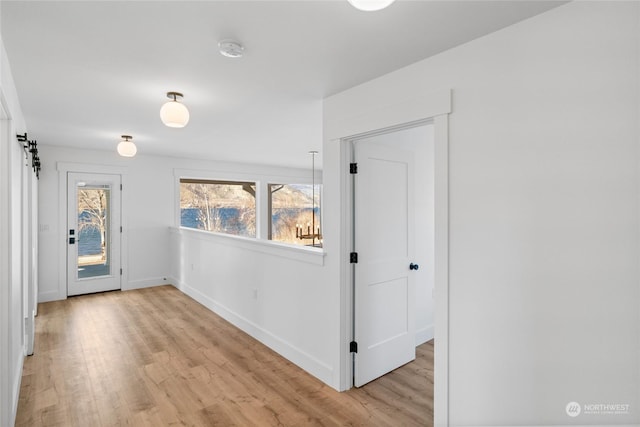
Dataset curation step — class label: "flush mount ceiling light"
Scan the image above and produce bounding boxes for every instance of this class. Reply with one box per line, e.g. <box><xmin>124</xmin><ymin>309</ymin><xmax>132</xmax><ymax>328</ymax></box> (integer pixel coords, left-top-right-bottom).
<box><xmin>218</xmin><ymin>39</ymin><xmax>244</xmax><ymax>58</ymax></box>
<box><xmin>160</xmin><ymin>91</ymin><xmax>190</xmax><ymax>128</ymax></box>
<box><xmin>117</xmin><ymin>135</ymin><xmax>137</xmax><ymax>157</ymax></box>
<box><xmin>348</xmin><ymin>0</ymin><xmax>396</xmax><ymax>11</ymax></box>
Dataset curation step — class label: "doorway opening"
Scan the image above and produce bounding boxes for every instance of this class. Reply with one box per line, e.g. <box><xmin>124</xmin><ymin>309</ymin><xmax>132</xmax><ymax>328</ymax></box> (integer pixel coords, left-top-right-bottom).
<box><xmin>349</xmin><ymin>122</ymin><xmax>434</xmax><ymax>387</ymax></box>
<box><xmin>329</xmin><ymin>88</ymin><xmax>450</xmax><ymax>425</ymax></box>
<box><xmin>67</xmin><ymin>172</ymin><xmax>122</xmax><ymax>296</ymax></box>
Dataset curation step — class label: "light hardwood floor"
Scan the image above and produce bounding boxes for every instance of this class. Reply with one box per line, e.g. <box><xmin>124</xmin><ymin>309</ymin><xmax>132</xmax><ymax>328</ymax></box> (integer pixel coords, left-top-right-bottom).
<box><xmin>16</xmin><ymin>286</ymin><xmax>433</xmax><ymax>426</ymax></box>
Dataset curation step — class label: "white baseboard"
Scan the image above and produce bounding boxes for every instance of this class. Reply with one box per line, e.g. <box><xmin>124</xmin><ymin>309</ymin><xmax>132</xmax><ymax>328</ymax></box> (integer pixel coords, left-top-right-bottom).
<box><xmin>176</xmin><ymin>281</ymin><xmax>335</xmax><ymax>388</ymax></box>
<box><xmin>38</xmin><ymin>278</ymin><xmax>171</xmax><ymax>302</ymax></box>
<box><xmin>416</xmin><ymin>324</ymin><xmax>434</xmax><ymax>346</ymax></box>
<box><xmin>167</xmin><ymin>277</ymin><xmax>179</xmax><ymax>289</ymax></box>
<box><xmin>124</xmin><ymin>277</ymin><xmax>171</xmax><ymax>291</ymax></box>
<box><xmin>38</xmin><ymin>289</ymin><xmax>64</xmax><ymax>303</ymax></box>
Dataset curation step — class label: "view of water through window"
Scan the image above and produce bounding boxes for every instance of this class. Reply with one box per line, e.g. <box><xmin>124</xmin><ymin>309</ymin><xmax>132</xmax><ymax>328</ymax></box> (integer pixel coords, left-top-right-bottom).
<box><xmin>180</xmin><ymin>180</ymin><xmax>256</xmax><ymax>237</ymax></box>
<box><xmin>179</xmin><ymin>180</ymin><xmax>322</xmax><ymax>248</ymax></box>
<box><xmin>270</xmin><ymin>184</ymin><xmax>322</xmax><ymax>247</ymax></box>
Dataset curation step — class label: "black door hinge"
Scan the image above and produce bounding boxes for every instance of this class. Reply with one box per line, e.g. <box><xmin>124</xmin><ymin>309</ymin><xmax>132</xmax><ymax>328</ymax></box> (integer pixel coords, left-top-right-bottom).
<box><xmin>350</xmin><ymin>252</ymin><xmax>358</xmax><ymax>263</ymax></box>
<box><xmin>350</xmin><ymin>163</ymin><xmax>358</xmax><ymax>174</ymax></box>
<box><xmin>120</xmin><ymin>268</ymin><xmax>123</xmax><ymax>275</ymax></box>
<box><xmin>120</xmin><ymin>184</ymin><xmax>123</xmax><ymax>190</ymax></box>
<box><xmin>350</xmin><ymin>341</ymin><xmax>358</xmax><ymax>353</ymax></box>
<box><xmin>120</xmin><ymin>226</ymin><xmax>123</xmax><ymax>233</ymax></box>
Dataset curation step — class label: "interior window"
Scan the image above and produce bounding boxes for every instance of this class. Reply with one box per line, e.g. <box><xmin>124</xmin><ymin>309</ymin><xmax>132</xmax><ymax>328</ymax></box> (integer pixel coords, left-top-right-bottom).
<box><xmin>269</xmin><ymin>183</ymin><xmax>322</xmax><ymax>248</ymax></box>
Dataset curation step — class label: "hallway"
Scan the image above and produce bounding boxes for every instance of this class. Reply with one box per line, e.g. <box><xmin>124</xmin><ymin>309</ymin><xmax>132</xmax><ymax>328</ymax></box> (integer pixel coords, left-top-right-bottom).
<box><xmin>16</xmin><ymin>286</ymin><xmax>433</xmax><ymax>426</ymax></box>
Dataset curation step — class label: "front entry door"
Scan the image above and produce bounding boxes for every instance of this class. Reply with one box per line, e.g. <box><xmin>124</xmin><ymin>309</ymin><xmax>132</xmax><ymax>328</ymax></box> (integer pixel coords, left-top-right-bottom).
<box><xmin>353</xmin><ymin>140</ymin><xmax>416</xmax><ymax>387</ymax></box>
<box><xmin>67</xmin><ymin>173</ymin><xmax>121</xmax><ymax>296</ymax></box>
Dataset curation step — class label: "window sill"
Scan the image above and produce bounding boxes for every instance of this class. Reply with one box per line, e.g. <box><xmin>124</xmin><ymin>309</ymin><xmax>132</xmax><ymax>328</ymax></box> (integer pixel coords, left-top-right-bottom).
<box><xmin>172</xmin><ymin>227</ymin><xmax>326</xmax><ymax>266</ymax></box>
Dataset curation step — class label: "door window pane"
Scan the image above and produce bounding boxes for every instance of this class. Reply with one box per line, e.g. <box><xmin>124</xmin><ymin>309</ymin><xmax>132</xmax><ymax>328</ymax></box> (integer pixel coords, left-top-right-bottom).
<box><xmin>77</xmin><ymin>184</ymin><xmax>111</xmax><ymax>279</ymax></box>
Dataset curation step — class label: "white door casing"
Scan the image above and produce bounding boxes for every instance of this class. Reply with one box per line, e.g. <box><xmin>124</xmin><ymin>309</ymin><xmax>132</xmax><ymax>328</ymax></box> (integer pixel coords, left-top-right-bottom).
<box><xmin>353</xmin><ymin>140</ymin><xmax>416</xmax><ymax>387</ymax></box>
<box><xmin>326</xmin><ymin>88</ymin><xmax>450</xmax><ymax>423</ymax></box>
<box><xmin>67</xmin><ymin>172</ymin><xmax>121</xmax><ymax>296</ymax></box>
<box><xmin>0</xmin><ymin>96</ymin><xmax>11</xmax><ymax>427</ymax></box>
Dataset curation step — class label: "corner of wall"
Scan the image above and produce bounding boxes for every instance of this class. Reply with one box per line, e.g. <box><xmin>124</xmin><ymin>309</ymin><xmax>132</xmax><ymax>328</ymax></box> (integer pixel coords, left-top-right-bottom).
<box><xmin>416</xmin><ymin>325</ymin><xmax>434</xmax><ymax>347</ymax></box>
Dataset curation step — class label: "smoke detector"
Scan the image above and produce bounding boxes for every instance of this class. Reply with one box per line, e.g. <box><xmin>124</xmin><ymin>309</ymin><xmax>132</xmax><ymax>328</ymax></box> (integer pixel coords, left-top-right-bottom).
<box><xmin>218</xmin><ymin>39</ymin><xmax>244</xmax><ymax>58</ymax></box>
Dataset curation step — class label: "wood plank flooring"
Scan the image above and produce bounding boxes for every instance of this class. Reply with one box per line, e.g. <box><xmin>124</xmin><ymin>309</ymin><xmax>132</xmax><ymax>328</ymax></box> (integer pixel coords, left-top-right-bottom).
<box><xmin>16</xmin><ymin>286</ymin><xmax>433</xmax><ymax>426</ymax></box>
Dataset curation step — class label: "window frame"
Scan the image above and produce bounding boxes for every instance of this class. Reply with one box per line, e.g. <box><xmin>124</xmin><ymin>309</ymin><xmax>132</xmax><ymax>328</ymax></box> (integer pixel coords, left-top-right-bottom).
<box><xmin>268</xmin><ymin>183</ymin><xmax>323</xmax><ymax>248</ymax></box>
<box><xmin>174</xmin><ymin>168</ymin><xmax>325</xmax><ymax>263</ymax></box>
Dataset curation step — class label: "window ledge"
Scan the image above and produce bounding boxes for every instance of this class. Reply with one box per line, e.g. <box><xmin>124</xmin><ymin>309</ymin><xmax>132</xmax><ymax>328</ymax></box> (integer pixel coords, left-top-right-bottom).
<box><xmin>172</xmin><ymin>227</ymin><xmax>326</xmax><ymax>266</ymax></box>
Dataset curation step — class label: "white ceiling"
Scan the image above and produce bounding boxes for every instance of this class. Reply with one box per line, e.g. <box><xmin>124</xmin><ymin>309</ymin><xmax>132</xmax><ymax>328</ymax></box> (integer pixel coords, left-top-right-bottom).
<box><xmin>1</xmin><ymin>0</ymin><xmax>565</xmax><ymax>168</ymax></box>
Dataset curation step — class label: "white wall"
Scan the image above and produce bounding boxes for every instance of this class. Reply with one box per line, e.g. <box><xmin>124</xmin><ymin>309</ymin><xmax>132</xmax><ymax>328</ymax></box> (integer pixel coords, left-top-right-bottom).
<box><xmin>38</xmin><ymin>147</ymin><xmax>169</xmax><ymax>301</ymax></box>
<box><xmin>325</xmin><ymin>1</ymin><xmax>639</xmax><ymax>426</ymax></box>
<box><xmin>362</xmin><ymin>124</ymin><xmax>435</xmax><ymax>344</ymax></box>
<box><xmin>0</xmin><ymin>19</ymin><xmax>30</xmax><ymax>427</ymax></box>
<box><xmin>171</xmin><ymin>229</ymin><xmax>332</xmax><ymax>385</ymax></box>
<box><xmin>38</xmin><ymin>147</ymin><xmax>323</xmax><ymax>296</ymax></box>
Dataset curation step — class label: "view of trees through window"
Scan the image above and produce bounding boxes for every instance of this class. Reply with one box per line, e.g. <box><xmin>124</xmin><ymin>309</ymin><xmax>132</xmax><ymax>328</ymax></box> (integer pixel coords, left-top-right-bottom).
<box><xmin>179</xmin><ymin>179</ymin><xmax>322</xmax><ymax>248</ymax></box>
<box><xmin>77</xmin><ymin>186</ymin><xmax>110</xmax><ymax>266</ymax></box>
<box><xmin>180</xmin><ymin>180</ymin><xmax>256</xmax><ymax>237</ymax></box>
<box><xmin>270</xmin><ymin>184</ymin><xmax>322</xmax><ymax>248</ymax></box>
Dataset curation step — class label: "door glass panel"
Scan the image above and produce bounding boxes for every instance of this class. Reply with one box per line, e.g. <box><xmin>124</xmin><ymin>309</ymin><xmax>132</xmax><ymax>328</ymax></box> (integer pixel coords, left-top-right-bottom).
<box><xmin>77</xmin><ymin>184</ymin><xmax>111</xmax><ymax>279</ymax></box>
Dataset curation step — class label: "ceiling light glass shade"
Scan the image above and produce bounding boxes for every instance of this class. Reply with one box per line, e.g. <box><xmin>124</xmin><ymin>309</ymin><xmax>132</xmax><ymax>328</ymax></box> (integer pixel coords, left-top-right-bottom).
<box><xmin>348</xmin><ymin>0</ymin><xmax>395</xmax><ymax>11</ymax></box>
<box><xmin>160</xmin><ymin>94</ymin><xmax>190</xmax><ymax>128</ymax></box>
<box><xmin>117</xmin><ymin>137</ymin><xmax>137</xmax><ymax>157</ymax></box>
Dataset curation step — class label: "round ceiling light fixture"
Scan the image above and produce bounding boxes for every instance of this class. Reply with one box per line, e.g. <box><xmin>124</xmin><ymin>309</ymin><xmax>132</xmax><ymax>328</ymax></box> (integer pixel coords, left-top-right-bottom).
<box><xmin>160</xmin><ymin>91</ymin><xmax>190</xmax><ymax>128</ymax></box>
<box><xmin>348</xmin><ymin>0</ymin><xmax>396</xmax><ymax>11</ymax></box>
<box><xmin>117</xmin><ymin>135</ymin><xmax>137</xmax><ymax>157</ymax></box>
<box><xmin>218</xmin><ymin>39</ymin><xmax>244</xmax><ymax>58</ymax></box>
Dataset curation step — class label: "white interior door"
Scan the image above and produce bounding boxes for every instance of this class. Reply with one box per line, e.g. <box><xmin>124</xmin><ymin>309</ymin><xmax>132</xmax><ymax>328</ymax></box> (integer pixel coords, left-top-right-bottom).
<box><xmin>67</xmin><ymin>172</ymin><xmax>121</xmax><ymax>296</ymax></box>
<box><xmin>354</xmin><ymin>140</ymin><xmax>416</xmax><ymax>387</ymax></box>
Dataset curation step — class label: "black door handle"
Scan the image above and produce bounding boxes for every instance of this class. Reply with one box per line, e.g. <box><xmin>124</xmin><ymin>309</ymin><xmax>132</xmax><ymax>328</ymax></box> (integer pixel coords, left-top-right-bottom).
<box><xmin>409</xmin><ymin>263</ymin><xmax>419</xmax><ymax>271</ymax></box>
<box><xmin>69</xmin><ymin>237</ymin><xmax>75</xmax><ymax>244</ymax></box>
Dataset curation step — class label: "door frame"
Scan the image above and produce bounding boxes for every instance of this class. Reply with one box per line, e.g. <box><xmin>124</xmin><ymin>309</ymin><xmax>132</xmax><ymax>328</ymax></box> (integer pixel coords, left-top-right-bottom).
<box><xmin>0</xmin><ymin>90</ymin><xmax>13</xmax><ymax>427</ymax></box>
<box><xmin>56</xmin><ymin>162</ymin><xmax>128</xmax><ymax>301</ymax></box>
<box><xmin>66</xmin><ymin>172</ymin><xmax>122</xmax><ymax>296</ymax></box>
<box><xmin>326</xmin><ymin>88</ymin><xmax>451</xmax><ymax>425</ymax></box>
<box><xmin>0</xmin><ymin>90</ymin><xmax>37</xmax><ymax>426</ymax></box>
